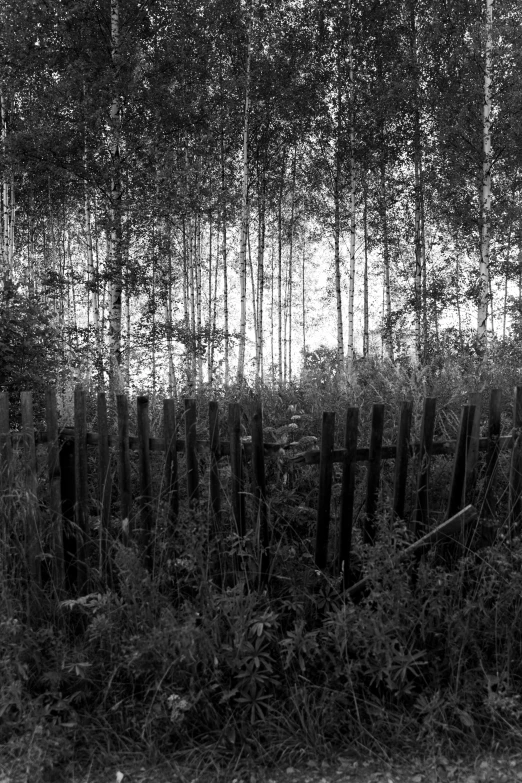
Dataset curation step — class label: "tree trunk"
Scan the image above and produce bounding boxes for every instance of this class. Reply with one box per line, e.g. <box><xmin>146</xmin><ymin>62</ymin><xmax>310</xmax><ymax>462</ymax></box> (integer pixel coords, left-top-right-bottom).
<box><xmin>108</xmin><ymin>0</ymin><xmax>123</xmax><ymax>390</ymax></box>
<box><xmin>478</xmin><ymin>0</ymin><xmax>493</xmax><ymax>344</ymax></box>
<box><xmin>380</xmin><ymin>161</ymin><xmax>393</xmax><ymax>360</ymax></box>
<box><xmin>255</xmin><ymin>161</ymin><xmax>266</xmax><ymax>386</ymax></box>
<box><xmin>287</xmin><ymin>149</ymin><xmax>297</xmax><ymax>383</ymax></box>
<box><xmin>333</xmin><ymin>43</ymin><xmax>345</xmax><ymax>379</ymax></box>
<box><xmin>236</xmin><ymin>7</ymin><xmax>252</xmax><ymax>384</ymax></box>
<box><xmin>363</xmin><ymin>177</ymin><xmax>369</xmax><ymax>357</ymax></box>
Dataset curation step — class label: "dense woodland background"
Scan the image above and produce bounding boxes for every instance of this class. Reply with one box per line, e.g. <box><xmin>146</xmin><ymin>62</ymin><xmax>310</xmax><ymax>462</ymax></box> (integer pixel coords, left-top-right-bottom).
<box><xmin>0</xmin><ymin>0</ymin><xmax>520</xmax><ymax>397</ymax></box>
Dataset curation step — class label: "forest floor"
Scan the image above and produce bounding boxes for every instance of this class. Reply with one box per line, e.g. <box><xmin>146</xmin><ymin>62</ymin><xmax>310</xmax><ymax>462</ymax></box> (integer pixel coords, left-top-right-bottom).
<box><xmin>3</xmin><ymin>751</ymin><xmax>522</xmax><ymax>783</ymax></box>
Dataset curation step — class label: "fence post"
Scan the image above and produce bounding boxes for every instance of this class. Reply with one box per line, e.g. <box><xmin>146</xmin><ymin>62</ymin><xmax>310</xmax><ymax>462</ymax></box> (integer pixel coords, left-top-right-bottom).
<box><xmin>509</xmin><ymin>386</ymin><xmax>522</xmax><ymax>537</ymax></box>
<box><xmin>116</xmin><ymin>394</ymin><xmax>132</xmax><ymax>545</ymax></box>
<box><xmin>251</xmin><ymin>401</ymin><xmax>269</xmax><ymax>585</ymax></box>
<box><xmin>74</xmin><ymin>385</ymin><xmax>89</xmax><ymax>594</ymax></box>
<box><xmin>466</xmin><ymin>391</ymin><xmax>482</xmax><ymax>503</ymax></box>
<box><xmin>413</xmin><ymin>397</ymin><xmax>437</xmax><ymax>533</ymax></box>
<box><xmin>229</xmin><ymin>403</ymin><xmax>245</xmax><ymax>536</ymax></box>
<box><xmin>446</xmin><ymin>404</ymin><xmax>476</xmax><ymax>521</ymax></box>
<box><xmin>339</xmin><ymin>407</ymin><xmax>358</xmax><ymax>587</ymax></box>
<box><xmin>0</xmin><ymin>392</ymin><xmax>11</xmax><ymax>495</ymax></box>
<box><xmin>137</xmin><ymin>396</ymin><xmax>154</xmax><ymax>570</ymax></box>
<box><xmin>163</xmin><ymin>398</ymin><xmax>179</xmax><ymax>520</ymax></box>
<box><xmin>393</xmin><ymin>400</ymin><xmax>413</xmax><ymax>521</ymax></box>
<box><xmin>97</xmin><ymin>392</ymin><xmax>112</xmax><ymax>586</ymax></box>
<box><xmin>315</xmin><ymin>411</ymin><xmax>335</xmax><ymax>569</ymax></box>
<box><xmin>60</xmin><ymin>437</ymin><xmax>76</xmax><ymax>590</ymax></box>
<box><xmin>46</xmin><ymin>388</ymin><xmax>64</xmax><ymax>595</ymax></box>
<box><xmin>21</xmin><ymin>391</ymin><xmax>41</xmax><ymax>587</ymax></box>
<box><xmin>484</xmin><ymin>388</ymin><xmax>501</xmax><ymax>521</ymax></box>
<box><xmin>209</xmin><ymin>401</ymin><xmax>221</xmax><ymax>531</ymax></box>
<box><xmin>184</xmin><ymin>398</ymin><xmax>199</xmax><ymax>507</ymax></box>
<box><xmin>364</xmin><ymin>404</ymin><xmax>384</xmax><ymax>545</ymax></box>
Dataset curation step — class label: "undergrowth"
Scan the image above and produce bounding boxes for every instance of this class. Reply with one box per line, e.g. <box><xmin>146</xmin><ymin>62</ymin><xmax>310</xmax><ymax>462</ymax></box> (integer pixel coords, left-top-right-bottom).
<box><xmin>2</xmin><ymin>350</ymin><xmax>522</xmax><ymax>779</ymax></box>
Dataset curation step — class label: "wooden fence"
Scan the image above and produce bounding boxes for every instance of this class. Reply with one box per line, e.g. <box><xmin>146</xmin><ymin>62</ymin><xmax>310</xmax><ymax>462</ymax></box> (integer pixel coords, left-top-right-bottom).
<box><xmin>0</xmin><ymin>385</ymin><xmax>520</xmax><ymax>597</ymax></box>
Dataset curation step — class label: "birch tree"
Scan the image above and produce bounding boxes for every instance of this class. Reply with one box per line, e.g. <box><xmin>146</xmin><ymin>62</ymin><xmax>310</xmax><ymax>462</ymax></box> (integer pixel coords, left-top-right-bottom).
<box><xmin>478</xmin><ymin>0</ymin><xmax>493</xmax><ymax>343</ymax></box>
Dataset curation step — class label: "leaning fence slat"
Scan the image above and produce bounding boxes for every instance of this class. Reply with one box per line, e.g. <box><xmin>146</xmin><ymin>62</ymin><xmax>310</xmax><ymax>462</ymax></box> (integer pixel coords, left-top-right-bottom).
<box><xmin>484</xmin><ymin>388</ymin><xmax>501</xmax><ymax>519</ymax></box>
<box><xmin>116</xmin><ymin>394</ymin><xmax>132</xmax><ymax>546</ymax></box>
<box><xmin>184</xmin><ymin>398</ymin><xmax>200</xmax><ymax>507</ymax></box>
<box><xmin>339</xmin><ymin>407</ymin><xmax>358</xmax><ymax>587</ymax></box>
<box><xmin>45</xmin><ymin>388</ymin><xmax>64</xmax><ymax>594</ymax></box>
<box><xmin>393</xmin><ymin>400</ymin><xmax>413</xmax><ymax>521</ymax></box>
<box><xmin>163</xmin><ymin>398</ymin><xmax>179</xmax><ymax>520</ymax></box>
<box><xmin>229</xmin><ymin>403</ymin><xmax>245</xmax><ymax>536</ymax></box>
<box><xmin>364</xmin><ymin>404</ymin><xmax>384</xmax><ymax>545</ymax></box>
<box><xmin>208</xmin><ymin>401</ymin><xmax>221</xmax><ymax>530</ymax></box>
<box><xmin>251</xmin><ymin>401</ymin><xmax>269</xmax><ymax>585</ymax></box>
<box><xmin>137</xmin><ymin>396</ymin><xmax>154</xmax><ymax>570</ymax></box>
<box><xmin>315</xmin><ymin>411</ymin><xmax>336</xmax><ymax>569</ymax></box>
<box><xmin>413</xmin><ymin>397</ymin><xmax>437</xmax><ymax>532</ymax></box>
<box><xmin>0</xmin><ymin>392</ymin><xmax>11</xmax><ymax>493</ymax></box>
<box><xmin>74</xmin><ymin>386</ymin><xmax>89</xmax><ymax>593</ymax></box>
<box><xmin>21</xmin><ymin>391</ymin><xmax>40</xmax><ymax>586</ymax></box>
<box><xmin>509</xmin><ymin>386</ymin><xmax>522</xmax><ymax>536</ymax></box>
<box><xmin>446</xmin><ymin>404</ymin><xmax>476</xmax><ymax>521</ymax></box>
<box><xmin>97</xmin><ymin>393</ymin><xmax>112</xmax><ymax>585</ymax></box>
<box><xmin>347</xmin><ymin>505</ymin><xmax>478</xmax><ymax>601</ymax></box>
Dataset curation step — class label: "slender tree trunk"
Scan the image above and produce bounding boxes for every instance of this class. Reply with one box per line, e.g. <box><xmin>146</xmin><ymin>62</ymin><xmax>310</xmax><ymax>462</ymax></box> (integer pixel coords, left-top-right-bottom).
<box><xmin>277</xmin><ymin>152</ymin><xmax>285</xmax><ymax>386</ymax></box>
<box><xmin>380</xmin><ymin>161</ymin><xmax>393</xmax><ymax>360</ymax></box>
<box><xmin>302</xmin><ymin>236</ymin><xmax>306</xmax><ymax>362</ymax></box>
<box><xmin>108</xmin><ymin>0</ymin><xmax>123</xmax><ymax>390</ymax></box>
<box><xmin>333</xmin><ymin>43</ymin><xmax>345</xmax><ymax>378</ymax></box>
<box><xmin>1</xmin><ymin>90</ymin><xmax>10</xmax><ymax>284</ymax></box>
<box><xmin>255</xmin><ymin>161</ymin><xmax>266</xmax><ymax>386</ymax></box>
<box><xmin>363</xmin><ymin>177</ymin><xmax>369</xmax><ymax>357</ymax></box>
<box><xmin>195</xmin><ymin>215</ymin><xmax>203</xmax><ymax>387</ymax></box>
<box><xmin>207</xmin><ymin>209</ymin><xmax>213</xmax><ymax>384</ymax></box>
<box><xmin>166</xmin><ymin>222</ymin><xmax>176</xmax><ymax>397</ymax></box>
<box><xmin>478</xmin><ymin>0</ymin><xmax>493</xmax><ymax>343</ymax></box>
<box><xmin>456</xmin><ymin>254</ymin><xmax>463</xmax><ymax>349</ymax></box>
<box><xmin>270</xmin><ymin>236</ymin><xmax>275</xmax><ymax>383</ymax></box>
<box><xmin>346</xmin><ymin>2</ymin><xmax>356</xmax><ymax>383</ymax></box>
<box><xmin>236</xmin><ymin>6</ymin><xmax>252</xmax><ymax>383</ymax></box>
<box><xmin>287</xmin><ymin>150</ymin><xmax>296</xmax><ymax>383</ymax></box>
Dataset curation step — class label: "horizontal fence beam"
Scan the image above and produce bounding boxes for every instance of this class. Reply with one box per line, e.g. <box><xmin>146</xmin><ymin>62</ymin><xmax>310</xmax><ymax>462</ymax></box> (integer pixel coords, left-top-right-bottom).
<box><xmin>8</xmin><ymin>429</ymin><xmax>517</xmax><ymax>462</ymax></box>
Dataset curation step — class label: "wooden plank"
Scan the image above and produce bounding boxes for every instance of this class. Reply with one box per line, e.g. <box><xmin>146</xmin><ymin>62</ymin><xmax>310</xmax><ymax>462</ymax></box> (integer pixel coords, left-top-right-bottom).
<box><xmin>208</xmin><ymin>400</ymin><xmax>221</xmax><ymax>530</ymax></box>
<box><xmin>393</xmin><ymin>400</ymin><xmax>413</xmax><ymax>521</ymax></box>
<box><xmin>21</xmin><ymin>391</ymin><xmax>40</xmax><ymax>586</ymax></box>
<box><xmin>45</xmin><ymin>388</ymin><xmax>64</xmax><ymax>595</ymax></box>
<box><xmin>446</xmin><ymin>404</ymin><xmax>476</xmax><ymax>521</ymax></box>
<box><xmin>97</xmin><ymin>392</ymin><xmax>112</xmax><ymax>586</ymax></box>
<box><xmin>339</xmin><ymin>407</ymin><xmax>358</xmax><ymax>587</ymax></box>
<box><xmin>466</xmin><ymin>391</ymin><xmax>482</xmax><ymax>503</ymax></box>
<box><xmin>60</xmin><ymin>437</ymin><xmax>76</xmax><ymax>590</ymax></box>
<box><xmin>137</xmin><ymin>396</ymin><xmax>153</xmax><ymax>570</ymax></box>
<box><xmin>315</xmin><ymin>411</ymin><xmax>336</xmax><ymax>569</ymax></box>
<box><xmin>184</xmin><ymin>398</ymin><xmax>199</xmax><ymax>506</ymax></box>
<box><xmin>163</xmin><ymin>398</ymin><xmax>179</xmax><ymax>520</ymax></box>
<box><xmin>346</xmin><ymin>505</ymin><xmax>478</xmax><ymax>601</ymax></box>
<box><xmin>229</xmin><ymin>402</ymin><xmax>245</xmax><ymax>536</ymax></box>
<box><xmin>484</xmin><ymin>388</ymin><xmax>501</xmax><ymax>519</ymax></box>
<box><xmin>251</xmin><ymin>401</ymin><xmax>269</xmax><ymax>585</ymax></box>
<box><xmin>509</xmin><ymin>386</ymin><xmax>522</xmax><ymax>536</ymax></box>
<box><xmin>116</xmin><ymin>394</ymin><xmax>132</xmax><ymax>546</ymax></box>
<box><xmin>364</xmin><ymin>404</ymin><xmax>384</xmax><ymax>545</ymax></box>
<box><xmin>413</xmin><ymin>397</ymin><xmax>437</xmax><ymax>531</ymax></box>
<box><xmin>74</xmin><ymin>385</ymin><xmax>89</xmax><ymax>593</ymax></box>
<box><xmin>0</xmin><ymin>392</ymin><xmax>11</xmax><ymax>494</ymax></box>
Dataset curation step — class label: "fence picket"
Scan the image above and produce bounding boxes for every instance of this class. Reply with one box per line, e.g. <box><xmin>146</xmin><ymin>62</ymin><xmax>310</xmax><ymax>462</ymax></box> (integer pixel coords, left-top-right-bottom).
<box><xmin>365</xmin><ymin>404</ymin><xmax>384</xmax><ymax>545</ymax></box>
<box><xmin>74</xmin><ymin>386</ymin><xmax>89</xmax><ymax>593</ymax></box>
<box><xmin>413</xmin><ymin>397</ymin><xmax>437</xmax><ymax>533</ymax></box>
<box><xmin>45</xmin><ymin>388</ymin><xmax>64</xmax><ymax>594</ymax></box>
<box><xmin>185</xmin><ymin>398</ymin><xmax>200</xmax><ymax>506</ymax></box>
<box><xmin>163</xmin><ymin>398</ymin><xmax>179</xmax><ymax>520</ymax></box>
<box><xmin>446</xmin><ymin>404</ymin><xmax>476</xmax><ymax>521</ymax></box>
<box><xmin>97</xmin><ymin>392</ymin><xmax>112</xmax><ymax>584</ymax></box>
<box><xmin>393</xmin><ymin>400</ymin><xmax>413</xmax><ymax>521</ymax></box>
<box><xmin>208</xmin><ymin>400</ymin><xmax>221</xmax><ymax>529</ymax></box>
<box><xmin>0</xmin><ymin>392</ymin><xmax>11</xmax><ymax>494</ymax></box>
<box><xmin>251</xmin><ymin>401</ymin><xmax>269</xmax><ymax>584</ymax></box>
<box><xmin>339</xmin><ymin>407</ymin><xmax>358</xmax><ymax>587</ymax></box>
<box><xmin>229</xmin><ymin>403</ymin><xmax>245</xmax><ymax>537</ymax></box>
<box><xmin>509</xmin><ymin>386</ymin><xmax>522</xmax><ymax>536</ymax></box>
<box><xmin>137</xmin><ymin>396</ymin><xmax>154</xmax><ymax>570</ymax></box>
<box><xmin>315</xmin><ymin>411</ymin><xmax>335</xmax><ymax>569</ymax></box>
<box><xmin>484</xmin><ymin>388</ymin><xmax>501</xmax><ymax>519</ymax></box>
<box><xmin>21</xmin><ymin>391</ymin><xmax>40</xmax><ymax>586</ymax></box>
<box><xmin>117</xmin><ymin>394</ymin><xmax>132</xmax><ymax>545</ymax></box>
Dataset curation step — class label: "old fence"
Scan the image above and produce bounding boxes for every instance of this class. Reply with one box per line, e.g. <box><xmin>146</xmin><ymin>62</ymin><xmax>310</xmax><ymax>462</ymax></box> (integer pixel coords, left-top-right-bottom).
<box><xmin>0</xmin><ymin>386</ymin><xmax>520</xmax><ymax>597</ymax></box>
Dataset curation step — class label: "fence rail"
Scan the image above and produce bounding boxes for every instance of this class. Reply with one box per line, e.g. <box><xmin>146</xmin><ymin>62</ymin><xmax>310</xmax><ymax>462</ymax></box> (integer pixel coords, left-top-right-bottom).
<box><xmin>0</xmin><ymin>386</ymin><xmax>520</xmax><ymax>598</ymax></box>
